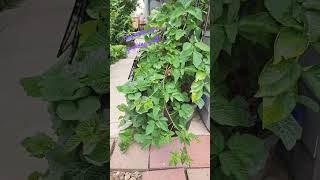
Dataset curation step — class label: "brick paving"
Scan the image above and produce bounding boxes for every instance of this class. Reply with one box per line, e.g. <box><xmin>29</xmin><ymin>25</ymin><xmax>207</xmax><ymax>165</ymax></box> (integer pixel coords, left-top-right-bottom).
<box><xmin>149</xmin><ymin>137</ymin><xmax>186</xmax><ymax>169</ymax></box>
<box><xmin>187</xmin><ymin>136</ymin><xmax>210</xmax><ymax>168</ymax></box>
<box><xmin>142</xmin><ymin>168</ymin><xmax>186</xmax><ymax>180</ymax></box>
<box><xmin>187</xmin><ymin>168</ymin><xmax>210</xmax><ymax>180</ymax></box>
<box><xmin>110</xmin><ymin>135</ymin><xmax>210</xmax><ymax>179</ymax></box>
<box><xmin>110</xmin><ymin>141</ymin><xmax>149</xmax><ymax>170</ymax></box>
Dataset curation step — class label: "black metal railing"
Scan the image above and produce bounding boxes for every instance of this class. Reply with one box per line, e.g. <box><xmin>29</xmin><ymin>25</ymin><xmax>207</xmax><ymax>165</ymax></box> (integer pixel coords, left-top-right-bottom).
<box><xmin>57</xmin><ymin>0</ymin><xmax>88</xmax><ymax>62</ymax></box>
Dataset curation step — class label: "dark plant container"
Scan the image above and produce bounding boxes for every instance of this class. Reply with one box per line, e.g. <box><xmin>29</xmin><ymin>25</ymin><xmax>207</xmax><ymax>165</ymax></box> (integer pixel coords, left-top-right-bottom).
<box><xmin>197</xmin><ymin>95</ymin><xmax>210</xmax><ymax>131</ymax></box>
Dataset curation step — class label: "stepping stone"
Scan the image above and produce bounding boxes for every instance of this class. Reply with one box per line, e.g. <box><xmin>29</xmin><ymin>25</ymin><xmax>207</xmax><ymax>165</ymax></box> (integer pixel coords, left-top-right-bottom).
<box><xmin>187</xmin><ymin>135</ymin><xmax>210</xmax><ymax>168</ymax></box>
<box><xmin>111</xmin><ymin>141</ymin><xmax>149</xmax><ymax>170</ymax></box>
<box><xmin>142</xmin><ymin>168</ymin><xmax>186</xmax><ymax>180</ymax></box>
<box><xmin>187</xmin><ymin>168</ymin><xmax>210</xmax><ymax>180</ymax></box>
<box><xmin>149</xmin><ymin>137</ymin><xmax>187</xmax><ymax>169</ymax></box>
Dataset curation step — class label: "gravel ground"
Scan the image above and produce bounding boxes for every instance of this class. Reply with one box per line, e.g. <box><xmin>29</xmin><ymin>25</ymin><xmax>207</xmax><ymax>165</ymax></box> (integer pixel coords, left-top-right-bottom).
<box><xmin>111</xmin><ymin>171</ymin><xmax>143</xmax><ymax>180</ymax></box>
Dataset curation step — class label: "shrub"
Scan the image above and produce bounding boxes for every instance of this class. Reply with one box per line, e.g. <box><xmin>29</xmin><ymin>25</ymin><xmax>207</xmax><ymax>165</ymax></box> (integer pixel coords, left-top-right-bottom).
<box><xmin>212</xmin><ymin>0</ymin><xmax>320</xmax><ymax>179</ymax></box>
<box><xmin>110</xmin><ymin>0</ymin><xmax>137</xmax><ymax>45</ymax></box>
<box><xmin>20</xmin><ymin>0</ymin><xmax>109</xmax><ymax>179</ymax></box>
<box><xmin>111</xmin><ymin>45</ymin><xmax>128</xmax><ymax>64</ymax></box>
<box><xmin>117</xmin><ymin>0</ymin><xmax>210</xmax><ymax>166</ymax></box>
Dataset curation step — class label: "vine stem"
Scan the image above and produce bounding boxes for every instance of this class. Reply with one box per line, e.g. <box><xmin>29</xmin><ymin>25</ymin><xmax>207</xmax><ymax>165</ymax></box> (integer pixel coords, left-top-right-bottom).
<box><xmin>201</xmin><ymin>4</ymin><xmax>210</xmax><ymax>42</ymax></box>
<box><xmin>161</xmin><ymin>66</ymin><xmax>178</xmax><ymax>131</ymax></box>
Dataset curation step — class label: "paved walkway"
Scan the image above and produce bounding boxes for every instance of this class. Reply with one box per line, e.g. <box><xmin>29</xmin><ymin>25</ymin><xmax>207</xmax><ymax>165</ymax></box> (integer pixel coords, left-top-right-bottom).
<box><xmin>110</xmin><ymin>136</ymin><xmax>210</xmax><ymax>180</ymax></box>
<box><xmin>0</xmin><ymin>0</ymin><xmax>74</xmax><ymax>179</ymax></box>
<box><xmin>110</xmin><ymin>49</ymin><xmax>138</xmax><ymax>137</ymax></box>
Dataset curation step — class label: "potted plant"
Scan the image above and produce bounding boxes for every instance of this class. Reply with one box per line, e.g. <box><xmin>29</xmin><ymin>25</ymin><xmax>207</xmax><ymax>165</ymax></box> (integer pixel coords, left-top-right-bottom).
<box><xmin>116</xmin><ymin>0</ymin><xmax>210</xmax><ymax>166</ymax></box>
<box><xmin>212</xmin><ymin>0</ymin><xmax>320</xmax><ymax>179</ymax></box>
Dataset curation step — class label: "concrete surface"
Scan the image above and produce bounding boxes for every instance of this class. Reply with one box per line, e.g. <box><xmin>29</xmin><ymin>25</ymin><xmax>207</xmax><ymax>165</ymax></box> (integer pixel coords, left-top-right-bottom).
<box><xmin>110</xmin><ymin>49</ymin><xmax>137</xmax><ymax>138</ymax></box>
<box><xmin>0</xmin><ymin>0</ymin><xmax>74</xmax><ymax>179</ymax></box>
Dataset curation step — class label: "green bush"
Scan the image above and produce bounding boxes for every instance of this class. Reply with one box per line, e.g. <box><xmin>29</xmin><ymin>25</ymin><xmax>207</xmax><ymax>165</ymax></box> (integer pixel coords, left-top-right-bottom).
<box><xmin>0</xmin><ymin>0</ymin><xmax>19</xmax><ymax>10</ymax></box>
<box><xmin>111</xmin><ymin>45</ymin><xmax>128</xmax><ymax>63</ymax></box>
<box><xmin>117</xmin><ymin>0</ymin><xmax>210</xmax><ymax>166</ymax></box>
<box><xmin>110</xmin><ymin>0</ymin><xmax>137</xmax><ymax>45</ymax></box>
<box><xmin>212</xmin><ymin>0</ymin><xmax>320</xmax><ymax>179</ymax></box>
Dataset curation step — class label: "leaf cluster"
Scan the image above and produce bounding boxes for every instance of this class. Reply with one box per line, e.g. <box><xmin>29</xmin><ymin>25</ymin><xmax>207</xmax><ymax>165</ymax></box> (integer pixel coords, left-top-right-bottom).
<box><xmin>117</xmin><ymin>0</ymin><xmax>210</xmax><ymax>166</ymax></box>
<box><xmin>212</xmin><ymin>0</ymin><xmax>320</xmax><ymax>179</ymax></box>
<box><xmin>20</xmin><ymin>0</ymin><xmax>109</xmax><ymax>179</ymax></box>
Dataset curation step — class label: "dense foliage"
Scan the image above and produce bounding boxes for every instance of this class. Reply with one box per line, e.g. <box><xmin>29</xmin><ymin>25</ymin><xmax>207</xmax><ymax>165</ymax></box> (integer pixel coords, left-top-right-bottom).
<box><xmin>0</xmin><ymin>0</ymin><xmax>19</xmax><ymax>10</ymax></box>
<box><xmin>212</xmin><ymin>0</ymin><xmax>320</xmax><ymax>179</ymax></box>
<box><xmin>20</xmin><ymin>0</ymin><xmax>109</xmax><ymax>179</ymax></box>
<box><xmin>110</xmin><ymin>0</ymin><xmax>138</xmax><ymax>45</ymax></box>
<box><xmin>111</xmin><ymin>45</ymin><xmax>128</xmax><ymax>63</ymax></box>
<box><xmin>117</xmin><ymin>0</ymin><xmax>210</xmax><ymax>166</ymax></box>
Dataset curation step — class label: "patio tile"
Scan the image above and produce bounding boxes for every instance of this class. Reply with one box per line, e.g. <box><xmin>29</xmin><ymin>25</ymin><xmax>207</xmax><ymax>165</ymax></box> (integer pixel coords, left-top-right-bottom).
<box><xmin>149</xmin><ymin>137</ymin><xmax>187</xmax><ymax>169</ymax></box>
<box><xmin>110</xmin><ymin>122</ymin><xmax>120</xmax><ymax>138</ymax></box>
<box><xmin>111</xmin><ymin>141</ymin><xmax>149</xmax><ymax>170</ymax></box>
<box><xmin>187</xmin><ymin>136</ymin><xmax>210</xmax><ymax>168</ymax></box>
<box><xmin>142</xmin><ymin>168</ymin><xmax>186</xmax><ymax>180</ymax></box>
<box><xmin>187</xmin><ymin>168</ymin><xmax>210</xmax><ymax>180</ymax></box>
<box><xmin>188</xmin><ymin>112</ymin><xmax>210</xmax><ymax>135</ymax></box>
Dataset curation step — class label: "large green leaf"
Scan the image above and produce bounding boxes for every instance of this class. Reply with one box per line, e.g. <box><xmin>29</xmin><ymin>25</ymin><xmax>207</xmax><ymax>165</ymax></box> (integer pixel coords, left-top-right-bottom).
<box><xmin>212</xmin><ymin>127</ymin><xmax>224</xmax><ymax>155</ymax></box>
<box><xmin>219</xmin><ymin>151</ymin><xmax>249</xmax><ymax>180</ymax></box>
<box><xmin>20</xmin><ymin>76</ymin><xmax>42</xmax><ymax>97</ymax></box>
<box><xmin>267</xmin><ymin>115</ymin><xmax>302</xmax><ymax>150</ymax></box>
<box><xmin>56</xmin><ymin>96</ymin><xmax>101</xmax><ymax>121</ymax></box>
<box><xmin>239</xmin><ymin>12</ymin><xmax>279</xmax><ymax>34</ymax></box>
<box><xmin>256</xmin><ymin>60</ymin><xmax>301</xmax><ymax>97</ymax></box>
<box><xmin>274</xmin><ymin>28</ymin><xmax>308</xmax><ymax>64</ymax></box>
<box><xmin>39</xmin><ymin>72</ymin><xmax>84</xmax><ymax>101</ymax></box>
<box><xmin>262</xmin><ymin>91</ymin><xmax>296</xmax><ymax>127</ymax></box>
<box><xmin>296</xmin><ymin>95</ymin><xmax>319</xmax><ymax>112</ymax></box>
<box><xmin>187</xmin><ymin>8</ymin><xmax>203</xmax><ymax>21</ymax></box>
<box><xmin>212</xmin><ymin>95</ymin><xmax>254</xmax><ymax>127</ymax></box>
<box><xmin>227</xmin><ymin>134</ymin><xmax>268</xmax><ymax>176</ymax></box>
<box><xmin>264</xmin><ymin>0</ymin><xmax>302</xmax><ymax>29</ymax></box>
<box><xmin>22</xmin><ymin>133</ymin><xmax>54</xmax><ymax>158</ymax></box>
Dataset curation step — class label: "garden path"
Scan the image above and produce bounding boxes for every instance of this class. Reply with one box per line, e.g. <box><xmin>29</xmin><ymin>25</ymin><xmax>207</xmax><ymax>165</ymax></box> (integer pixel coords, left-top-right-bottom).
<box><xmin>0</xmin><ymin>0</ymin><xmax>74</xmax><ymax>179</ymax></box>
<box><xmin>110</xmin><ymin>48</ymin><xmax>138</xmax><ymax>138</ymax></box>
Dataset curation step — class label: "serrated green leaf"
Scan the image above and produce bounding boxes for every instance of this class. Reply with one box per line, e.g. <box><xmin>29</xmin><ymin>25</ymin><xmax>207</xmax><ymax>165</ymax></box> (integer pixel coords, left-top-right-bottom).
<box><xmin>296</xmin><ymin>95</ymin><xmax>319</xmax><ymax>112</ymax></box>
<box><xmin>193</xmin><ymin>50</ymin><xmax>203</xmax><ymax>68</ymax></box>
<box><xmin>22</xmin><ymin>133</ymin><xmax>54</xmax><ymax>158</ymax></box>
<box><xmin>274</xmin><ymin>28</ymin><xmax>308</xmax><ymax>64</ymax></box>
<box><xmin>262</xmin><ymin>91</ymin><xmax>296</xmax><ymax>127</ymax></box>
<box><xmin>195</xmin><ymin>42</ymin><xmax>210</xmax><ymax>52</ymax></box>
<box><xmin>267</xmin><ymin>116</ymin><xmax>302</xmax><ymax>150</ymax></box>
<box><xmin>219</xmin><ymin>151</ymin><xmax>249</xmax><ymax>180</ymax></box>
<box><xmin>64</xmin><ymin>135</ymin><xmax>81</xmax><ymax>152</ymax></box>
<box><xmin>212</xmin><ymin>95</ymin><xmax>254</xmax><ymax>127</ymax></box>
<box><xmin>256</xmin><ymin>60</ymin><xmax>302</xmax><ymax>97</ymax></box>
<box><xmin>187</xmin><ymin>8</ymin><xmax>203</xmax><ymax>21</ymax></box>
<box><xmin>146</xmin><ymin>121</ymin><xmax>155</xmax><ymax>135</ymax></box>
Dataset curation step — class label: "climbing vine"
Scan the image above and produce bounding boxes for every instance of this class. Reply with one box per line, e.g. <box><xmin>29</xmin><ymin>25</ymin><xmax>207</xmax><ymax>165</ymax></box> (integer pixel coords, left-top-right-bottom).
<box><xmin>117</xmin><ymin>0</ymin><xmax>210</xmax><ymax>166</ymax></box>
<box><xmin>20</xmin><ymin>0</ymin><xmax>108</xmax><ymax>179</ymax></box>
<box><xmin>212</xmin><ymin>0</ymin><xmax>320</xmax><ymax>179</ymax></box>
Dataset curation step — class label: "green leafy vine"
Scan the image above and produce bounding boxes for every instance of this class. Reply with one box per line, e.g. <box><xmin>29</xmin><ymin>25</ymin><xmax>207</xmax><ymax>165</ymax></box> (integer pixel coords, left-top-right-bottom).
<box><xmin>117</xmin><ymin>0</ymin><xmax>210</xmax><ymax>166</ymax></box>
